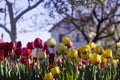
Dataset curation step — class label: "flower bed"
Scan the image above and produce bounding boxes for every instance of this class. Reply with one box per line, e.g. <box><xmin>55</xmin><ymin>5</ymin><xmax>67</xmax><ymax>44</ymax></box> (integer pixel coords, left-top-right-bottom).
<box><xmin>0</xmin><ymin>37</ymin><xmax>120</xmax><ymax>80</ymax></box>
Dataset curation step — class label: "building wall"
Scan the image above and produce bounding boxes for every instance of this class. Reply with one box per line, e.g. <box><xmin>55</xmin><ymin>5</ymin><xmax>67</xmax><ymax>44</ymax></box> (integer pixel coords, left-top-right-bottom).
<box><xmin>51</xmin><ymin>23</ymin><xmax>87</xmax><ymax>48</ymax></box>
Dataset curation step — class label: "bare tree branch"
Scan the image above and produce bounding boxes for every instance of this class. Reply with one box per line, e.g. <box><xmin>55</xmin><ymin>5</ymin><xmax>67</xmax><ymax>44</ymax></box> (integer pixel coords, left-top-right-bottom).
<box><xmin>0</xmin><ymin>24</ymin><xmax>11</xmax><ymax>34</ymax></box>
<box><xmin>15</xmin><ymin>0</ymin><xmax>44</xmax><ymax>22</ymax></box>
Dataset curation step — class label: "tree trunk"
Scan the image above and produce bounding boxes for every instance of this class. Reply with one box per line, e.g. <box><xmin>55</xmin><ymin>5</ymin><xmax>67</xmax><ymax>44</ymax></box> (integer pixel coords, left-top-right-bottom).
<box><xmin>6</xmin><ymin>1</ymin><xmax>17</xmax><ymax>42</ymax></box>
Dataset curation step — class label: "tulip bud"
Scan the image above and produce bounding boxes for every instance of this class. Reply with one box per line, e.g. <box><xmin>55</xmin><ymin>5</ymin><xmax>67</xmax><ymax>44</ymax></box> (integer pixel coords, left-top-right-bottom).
<box><xmin>88</xmin><ymin>41</ymin><xmax>96</xmax><ymax>50</ymax></box>
<box><xmin>0</xmin><ymin>41</ymin><xmax>4</xmax><ymax>50</ymax></box>
<box><xmin>22</xmin><ymin>48</ymin><xmax>32</xmax><ymax>56</ymax></box>
<box><xmin>20</xmin><ymin>57</ymin><xmax>28</xmax><ymax>64</ymax></box>
<box><xmin>56</xmin><ymin>43</ymin><xmax>66</xmax><ymax>54</ymax></box>
<box><xmin>49</xmin><ymin>53</ymin><xmax>55</xmax><ymax>64</ymax></box>
<box><xmin>79</xmin><ymin>45</ymin><xmax>90</xmax><ymax>54</ymax></box>
<box><xmin>89</xmin><ymin>53</ymin><xmax>101</xmax><ymax>65</ymax></box>
<box><xmin>68</xmin><ymin>48</ymin><xmax>78</xmax><ymax>60</ymax></box>
<box><xmin>36</xmin><ymin>51</ymin><xmax>47</xmax><ymax>60</ymax></box>
<box><xmin>68</xmin><ymin>41</ymin><xmax>73</xmax><ymax>48</ymax></box>
<box><xmin>14</xmin><ymin>47</ymin><xmax>22</xmax><ymax>57</ymax></box>
<box><xmin>0</xmin><ymin>52</ymin><xmax>3</xmax><ymax>60</ymax></box>
<box><xmin>16</xmin><ymin>41</ymin><xmax>22</xmax><ymax>48</ymax></box>
<box><xmin>47</xmin><ymin>38</ymin><xmax>56</xmax><ymax>48</ymax></box>
<box><xmin>95</xmin><ymin>45</ymin><xmax>104</xmax><ymax>55</ymax></box>
<box><xmin>27</xmin><ymin>41</ymin><xmax>35</xmax><ymax>49</ymax></box>
<box><xmin>102</xmin><ymin>49</ymin><xmax>112</xmax><ymax>58</ymax></box>
<box><xmin>44</xmin><ymin>72</ymin><xmax>53</xmax><ymax>80</ymax></box>
<box><xmin>81</xmin><ymin>53</ymin><xmax>89</xmax><ymax>60</ymax></box>
<box><xmin>62</xmin><ymin>37</ymin><xmax>71</xmax><ymax>46</ymax></box>
<box><xmin>50</xmin><ymin>66</ymin><xmax>60</xmax><ymax>75</ymax></box>
<box><xmin>34</xmin><ymin>38</ymin><xmax>44</xmax><ymax>48</ymax></box>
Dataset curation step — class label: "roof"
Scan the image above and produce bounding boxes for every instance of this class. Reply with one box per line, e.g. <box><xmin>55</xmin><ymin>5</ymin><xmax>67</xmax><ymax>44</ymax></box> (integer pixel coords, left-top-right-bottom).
<box><xmin>49</xmin><ymin>16</ymin><xmax>80</xmax><ymax>32</ymax></box>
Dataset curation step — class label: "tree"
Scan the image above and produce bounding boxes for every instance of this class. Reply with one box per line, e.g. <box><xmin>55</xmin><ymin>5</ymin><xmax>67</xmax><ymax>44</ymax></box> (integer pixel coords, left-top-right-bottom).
<box><xmin>45</xmin><ymin>0</ymin><xmax>120</xmax><ymax>43</ymax></box>
<box><xmin>0</xmin><ymin>0</ymin><xmax>44</xmax><ymax>42</ymax></box>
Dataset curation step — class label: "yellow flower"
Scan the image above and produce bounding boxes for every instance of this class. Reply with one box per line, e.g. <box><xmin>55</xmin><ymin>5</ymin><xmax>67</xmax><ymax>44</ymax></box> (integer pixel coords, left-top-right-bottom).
<box><xmin>81</xmin><ymin>53</ymin><xmax>89</xmax><ymax>60</ymax></box>
<box><xmin>117</xmin><ymin>42</ymin><xmax>120</xmax><ymax>48</ymax></box>
<box><xmin>102</xmin><ymin>49</ymin><xmax>112</xmax><ymax>58</ymax></box>
<box><xmin>101</xmin><ymin>56</ymin><xmax>108</xmax><ymax>63</ymax></box>
<box><xmin>47</xmin><ymin>38</ymin><xmax>56</xmax><ymax>48</ymax></box>
<box><xmin>89</xmin><ymin>53</ymin><xmax>101</xmax><ymax>65</ymax></box>
<box><xmin>79</xmin><ymin>45</ymin><xmax>90</xmax><ymax>54</ymax></box>
<box><xmin>44</xmin><ymin>72</ymin><xmax>53</xmax><ymax>80</ymax></box>
<box><xmin>56</xmin><ymin>43</ymin><xmax>66</xmax><ymax>54</ymax></box>
<box><xmin>62</xmin><ymin>37</ymin><xmax>70</xmax><ymax>46</ymax></box>
<box><xmin>112</xmin><ymin>59</ymin><xmax>118</xmax><ymax>65</ymax></box>
<box><xmin>64</xmin><ymin>47</ymin><xmax>69</xmax><ymax>55</ymax></box>
<box><xmin>51</xmin><ymin>66</ymin><xmax>60</xmax><ymax>75</ymax></box>
<box><xmin>94</xmin><ymin>45</ymin><xmax>104</xmax><ymax>55</ymax></box>
<box><xmin>68</xmin><ymin>48</ymin><xmax>78</xmax><ymax>60</ymax></box>
<box><xmin>88</xmin><ymin>42</ymin><xmax>96</xmax><ymax>50</ymax></box>
<box><xmin>36</xmin><ymin>51</ymin><xmax>47</xmax><ymax>60</ymax></box>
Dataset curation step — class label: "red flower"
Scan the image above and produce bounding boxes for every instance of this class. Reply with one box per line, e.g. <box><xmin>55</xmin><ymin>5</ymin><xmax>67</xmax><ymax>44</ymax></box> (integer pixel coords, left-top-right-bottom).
<box><xmin>0</xmin><ymin>42</ymin><xmax>4</xmax><ymax>50</ymax></box>
<box><xmin>42</xmin><ymin>44</ymin><xmax>50</xmax><ymax>55</ymax></box>
<box><xmin>34</xmin><ymin>38</ymin><xmax>44</xmax><ymax>48</ymax></box>
<box><xmin>20</xmin><ymin>57</ymin><xmax>28</xmax><ymax>63</ymax></box>
<box><xmin>100</xmin><ymin>63</ymin><xmax>105</xmax><ymax>69</ymax></box>
<box><xmin>49</xmin><ymin>53</ymin><xmax>55</xmax><ymax>64</ymax></box>
<box><xmin>82</xmin><ymin>60</ymin><xmax>87</xmax><ymax>65</ymax></box>
<box><xmin>33</xmin><ymin>56</ymin><xmax>37</xmax><ymax>62</ymax></box>
<box><xmin>10</xmin><ymin>41</ymin><xmax>15</xmax><ymax>49</ymax></box>
<box><xmin>22</xmin><ymin>48</ymin><xmax>32</xmax><ymax>56</ymax></box>
<box><xmin>14</xmin><ymin>47</ymin><xmax>22</xmax><ymax>57</ymax></box>
<box><xmin>4</xmin><ymin>41</ymin><xmax>15</xmax><ymax>51</ymax></box>
<box><xmin>0</xmin><ymin>52</ymin><xmax>4</xmax><ymax>60</ymax></box>
<box><xmin>16</xmin><ymin>41</ymin><xmax>22</xmax><ymax>48</ymax></box>
<box><xmin>68</xmin><ymin>41</ymin><xmax>73</xmax><ymax>48</ymax></box>
<box><xmin>27</xmin><ymin>41</ymin><xmax>35</xmax><ymax>49</ymax></box>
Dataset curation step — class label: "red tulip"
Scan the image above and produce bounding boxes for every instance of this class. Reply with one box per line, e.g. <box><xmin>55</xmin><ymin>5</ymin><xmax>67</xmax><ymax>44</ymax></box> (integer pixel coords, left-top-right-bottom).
<box><xmin>100</xmin><ymin>63</ymin><xmax>105</xmax><ymax>69</ymax></box>
<box><xmin>16</xmin><ymin>41</ymin><xmax>22</xmax><ymax>48</ymax></box>
<box><xmin>14</xmin><ymin>47</ymin><xmax>22</xmax><ymax>57</ymax></box>
<box><xmin>0</xmin><ymin>52</ymin><xmax>4</xmax><ymax>60</ymax></box>
<box><xmin>0</xmin><ymin>42</ymin><xmax>4</xmax><ymax>50</ymax></box>
<box><xmin>20</xmin><ymin>57</ymin><xmax>28</xmax><ymax>63</ymax></box>
<box><xmin>33</xmin><ymin>56</ymin><xmax>37</xmax><ymax>62</ymax></box>
<box><xmin>22</xmin><ymin>48</ymin><xmax>32</xmax><ymax>56</ymax></box>
<box><xmin>34</xmin><ymin>38</ymin><xmax>44</xmax><ymax>48</ymax></box>
<box><xmin>49</xmin><ymin>53</ymin><xmax>55</xmax><ymax>64</ymax></box>
<box><xmin>10</xmin><ymin>41</ymin><xmax>15</xmax><ymax>49</ymax></box>
<box><xmin>68</xmin><ymin>41</ymin><xmax>73</xmax><ymax>48</ymax></box>
<box><xmin>27</xmin><ymin>41</ymin><xmax>35</xmax><ymax>49</ymax></box>
<box><xmin>82</xmin><ymin>60</ymin><xmax>87</xmax><ymax>65</ymax></box>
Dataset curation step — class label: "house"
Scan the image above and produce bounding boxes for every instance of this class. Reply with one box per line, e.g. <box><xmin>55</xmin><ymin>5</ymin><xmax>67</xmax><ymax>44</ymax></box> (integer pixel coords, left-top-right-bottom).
<box><xmin>49</xmin><ymin>17</ymin><xmax>87</xmax><ymax>48</ymax></box>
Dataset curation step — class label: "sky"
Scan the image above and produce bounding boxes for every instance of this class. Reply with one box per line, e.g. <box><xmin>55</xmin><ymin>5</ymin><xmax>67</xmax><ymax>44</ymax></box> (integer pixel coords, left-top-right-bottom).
<box><xmin>0</xmin><ymin>0</ymin><xmax>63</xmax><ymax>47</ymax></box>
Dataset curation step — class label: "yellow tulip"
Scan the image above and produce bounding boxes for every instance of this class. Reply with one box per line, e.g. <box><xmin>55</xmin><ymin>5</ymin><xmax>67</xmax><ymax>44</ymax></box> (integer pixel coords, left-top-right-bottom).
<box><xmin>47</xmin><ymin>38</ymin><xmax>56</xmax><ymax>48</ymax></box>
<box><xmin>117</xmin><ymin>42</ymin><xmax>120</xmax><ymax>48</ymax></box>
<box><xmin>88</xmin><ymin>42</ymin><xmax>96</xmax><ymax>50</ymax></box>
<box><xmin>102</xmin><ymin>49</ymin><xmax>112</xmax><ymax>58</ymax></box>
<box><xmin>89</xmin><ymin>53</ymin><xmax>101</xmax><ymax>65</ymax></box>
<box><xmin>44</xmin><ymin>72</ymin><xmax>53</xmax><ymax>80</ymax></box>
<box><xmin>79</xmin><ymin>45</ymin><xmax>90</xmax><ymax>54</ymax></box>
<box><xmin>62</xmin><ymin>37</ymin><xmax>70</xmax><ymax>46</ymax></box>
<box><xmin>81</xmin><ymin>53</ymin><xmax>89</xmax><ymax>60</ymax></box>
<box><xmin>56</xmin><ymin>43</ymin><xmax>66</xmax><ymax>54</ymax></box>
<box><xmin>64</xmin><ymin>47</ymin><xmax>69</xmax><ymax>55</ymax></box>
<box><xmin>94</xmin><ymin>45</ymin><xmax>104</xmax><ymax>55</ymax></box>
<box><xmin>36</xmin><ymin>51</ymin><xmax>47</xmax><ymax>60</ymax></box>
<box><xmin>101</xmin><ymin>56</ymin><xmax>108</xmax><ymax>63</ymax></box>
<box><xmin>51</xmin><ymin>66</ymin><xmax>60</xmax><ymax>75</ymax></box>
<box><xmin>68</xmin><ymin>48</ymin><xmax>78</xmax><ymax>60</ymax></box>
<box><xmin>112</xmin><ymin>59</ymin><xmax>118</xmax><ymax>65</ymax></box>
